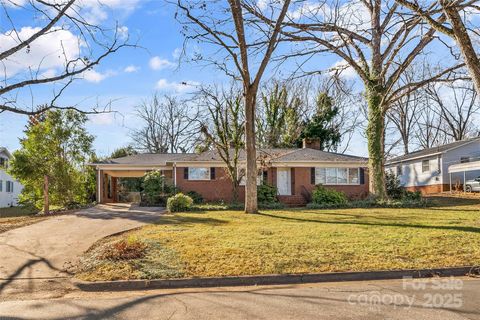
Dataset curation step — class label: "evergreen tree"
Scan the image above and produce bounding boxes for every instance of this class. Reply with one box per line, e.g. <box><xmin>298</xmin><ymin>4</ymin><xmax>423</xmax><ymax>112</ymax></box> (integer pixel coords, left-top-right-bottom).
<box><xmin>299</xmin><ymin>92</ymin><xmax>341</xmax><ymax>151</ymax></box>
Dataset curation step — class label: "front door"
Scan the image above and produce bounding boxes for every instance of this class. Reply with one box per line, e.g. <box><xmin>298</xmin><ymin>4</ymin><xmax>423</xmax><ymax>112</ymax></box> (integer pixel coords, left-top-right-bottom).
<box><xmin>277</xmin><ymin>168</ymin><xmax>291</xmax><ymax>195</ymax></box>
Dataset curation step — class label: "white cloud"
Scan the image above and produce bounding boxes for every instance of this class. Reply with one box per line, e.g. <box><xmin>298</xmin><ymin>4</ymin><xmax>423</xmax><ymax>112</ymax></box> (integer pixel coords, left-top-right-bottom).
<box><xmin>83</xmin><ymin>69</ymin><xmax>116</xmax><ymax>83</ymax></box>
<box><xmin>172</xmin><ymin>48</ymin><xmax>183</xmax><ymax>60</ymax></box>
<box><xmin>89</xmin><ymin>112</ymin><xmax>115</xmax><ymax>125</ymax></box>
<box><xmin>155</xmin><ymin>79</ymin><xmax>199</xmax><ymax>92</ymax></box>
<box><xmin>257</xmin><ymin>0</ymin><xmax>268</xmax><ymax>10</ymax></box>
<box><xmin>124</xmin><ymin>65</ymin><xmax>139</xmax><ymax>73</ymax></box>
<box><xmin>0</xmin><ymin>26</ymin><xmax>81</xmax><ymax>78</ymax></box>
<box><xmin>329</xmin><ymin>60</ymin><xmax>357</xmax><ymax>79</ymax></box>
<box><xmin>149</xmin><ymin>56</ymin><xmax>175</xmax><ymax>71</ymax></box>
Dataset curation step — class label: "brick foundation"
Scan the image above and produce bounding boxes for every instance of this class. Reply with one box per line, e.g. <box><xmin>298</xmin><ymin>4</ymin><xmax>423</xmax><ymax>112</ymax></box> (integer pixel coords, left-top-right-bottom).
<box><xmin>405</xmin><ymin>184</ymin><xmax>451</xmax><ymax>194</ymax></box>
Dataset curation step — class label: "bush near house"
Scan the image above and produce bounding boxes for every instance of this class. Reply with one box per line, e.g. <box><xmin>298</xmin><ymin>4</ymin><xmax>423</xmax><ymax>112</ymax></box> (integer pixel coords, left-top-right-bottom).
<box><xmin>186</xmin><ymin>191</ymin><xmax>204</xmax><ymax>204</ymax></box>
<box><xmin>257</xmin><ymin>184</ymin><xmax>279</xmax><ymax>203</ymax></box>
<box><xmin>311</xmin><ymin>185</ymin><xmax>348</xmax><ymax>205</ymax></box>
<box><xmin>141</xmin><ymin>170</ymin><xmax>176</xmax><ymax>206</ymax></box>
<box><xmin>167</xmin><ymin>193</ymin><xmax>193</xmax><ymax>212</ymax></box>
<box><xmin>386</xmin><ymin>171</ymin><xmax>422</xmax><ymax>201</ymax></box>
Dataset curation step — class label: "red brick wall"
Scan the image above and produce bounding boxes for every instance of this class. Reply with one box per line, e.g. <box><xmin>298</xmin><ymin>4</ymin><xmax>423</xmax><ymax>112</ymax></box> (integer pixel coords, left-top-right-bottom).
<box><xmin>405</xmin><ymin>184</ymin><xmax>450</xmax><ymax>194</ymax></box>
<box><xmin>175</xmin><ymin>166</ymin><xmax>369</xmax><ymax>204</ymax></box>
<box><xmin>285</xmin><ymin>167</ymin><xmax>369</xmax><ymax>201</ymax></box>
<box><xmin>175</xmin><ymin>167</ymin><xmax>244</xmax><ymax>202</ymax></box>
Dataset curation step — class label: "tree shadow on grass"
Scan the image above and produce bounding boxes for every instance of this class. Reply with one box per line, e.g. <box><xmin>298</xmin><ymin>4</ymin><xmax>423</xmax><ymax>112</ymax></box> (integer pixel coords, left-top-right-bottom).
<box><xmin>256</xmin><ymin>212</ymin><xmax>480</xmax><ymax>234</ymax></box>
<box><xmin>154</xmin><ymin>215</ymin><xmax>228</xmax><ymax>227</ymax></box>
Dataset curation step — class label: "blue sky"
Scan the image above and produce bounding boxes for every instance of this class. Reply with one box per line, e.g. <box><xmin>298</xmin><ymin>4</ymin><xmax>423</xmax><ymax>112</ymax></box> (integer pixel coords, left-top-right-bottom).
<box><xmin>0</xmin><ymin>0</ymin><xmax>466</xmax><ymax>158</ymax></box>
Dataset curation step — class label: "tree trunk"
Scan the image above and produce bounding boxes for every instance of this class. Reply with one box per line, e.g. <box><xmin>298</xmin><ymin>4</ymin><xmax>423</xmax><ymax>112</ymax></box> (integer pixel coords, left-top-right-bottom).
<box><xmin>232</xmin><ymin>181</ymin><xmax>239</xmax><ymax>204</ymax></box>
<box><xmin>442</xmin><ymin>3</ymin><xmax>480</xmax><ymax>94</ymax></box>
<box><xmin>366</xmin><ymin>84</ymin><xmax>387</xmax><ymax>200</ymax></box>
<box><xmin>43</xmin><ymin>175</ymin><xmax>49</xmax><ymax>214</ymax></box>
<box><xmin>244</xmin><ymin>89</ymin><xmax>258</xmax><ymax>213</ymax></box>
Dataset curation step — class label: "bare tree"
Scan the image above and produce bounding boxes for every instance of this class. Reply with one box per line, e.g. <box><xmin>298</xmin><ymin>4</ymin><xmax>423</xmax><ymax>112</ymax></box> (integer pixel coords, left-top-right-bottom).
<box><xmin>415</xmin><ymin>104</ymin><xmax>447</xmax><ymax>149</ymax></box>
<box><xmin>175</xmin><ymin>0</ymin><xmax>292</xmax><ymax>213</ymax></box>
<box><xmin>0</xmin><ymin>0</ymin><xmax>132</xmax><ymax>115</ymax></box>
<box><xmin>425</xmin><ymin>81</ymin><xmax>480</xmax><ymax>141</ymax></box>
<box><xmin>386</xmin><ymin>65</ymin><xmax>427</xmax><ymax>154</ymax></box>
<box><xmin>395</xmin><ymin>0</ymin><xmax>480</xmax><ymax>94</ymax></box>
<box><xmin>198</xmin><ymin>85</ymin><xmax>245</xmax><ymax>202</ymax></box>
<box><xmin>131</xmin><ymin>94</ymin><xmax>201</xmax><ymax>153</ymax></box>
<box><xmin>251</xmin><ymin>0</ymin><xmax>463</xmax><ymax>199</ymax></box>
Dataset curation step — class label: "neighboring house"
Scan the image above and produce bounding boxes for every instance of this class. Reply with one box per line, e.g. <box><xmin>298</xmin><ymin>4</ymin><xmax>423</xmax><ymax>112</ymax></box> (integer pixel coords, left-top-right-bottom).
<box><xmin>91</xmin><ymin>141</ymin><xmax>369</xmax><ymax>206</ymax></box>
<box><xmin>0</xmin><ymin>147</ymin><xmax>23</xmax><ymax>207</ymax></box>
<box><xmin>385</xmin><ymin>137</ymin><xmax>480</xmax><ymax>194</ymax></box>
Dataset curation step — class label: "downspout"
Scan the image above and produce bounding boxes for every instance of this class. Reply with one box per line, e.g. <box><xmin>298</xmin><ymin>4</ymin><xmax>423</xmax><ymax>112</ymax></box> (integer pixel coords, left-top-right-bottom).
<box><xmin>173</xmin><ymin>163</ymin><xmax>177</xmax><ymax>187</ymax></box>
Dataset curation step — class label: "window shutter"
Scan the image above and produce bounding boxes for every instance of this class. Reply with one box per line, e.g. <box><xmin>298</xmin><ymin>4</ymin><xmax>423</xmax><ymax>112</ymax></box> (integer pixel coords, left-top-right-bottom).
<box><xmin>184</xmin><ymin>167</ymin><xmax>189</xmax><ymax>180</ymax></box>
<box><xmin>311</xmin><ymin>168</ymin><xmax>316</xmax><ymax>185</ymax></box>
<box><xmin>360</xmin><ymin>168</ymin><xmax>365</xmax><ymax>185</ymax></box>
<box><xmin>210</xmin><ymin>167</ymin><xmax>216</xmax><ymax>180</ymax></box>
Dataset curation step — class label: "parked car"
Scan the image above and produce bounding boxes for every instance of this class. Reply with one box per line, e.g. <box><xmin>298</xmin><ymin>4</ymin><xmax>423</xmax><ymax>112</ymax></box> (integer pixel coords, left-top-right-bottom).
<box><xmin>465</xmin><ymin>176</ymin><xmax>480</xmax><ymax>192</ymax></box>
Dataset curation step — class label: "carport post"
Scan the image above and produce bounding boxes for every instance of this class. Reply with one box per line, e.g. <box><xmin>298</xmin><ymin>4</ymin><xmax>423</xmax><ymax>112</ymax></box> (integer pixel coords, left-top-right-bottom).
<box><xmin>449</xmin><ymin>172</ymin><xmax>452</xmax><ymax>193</ymax></box>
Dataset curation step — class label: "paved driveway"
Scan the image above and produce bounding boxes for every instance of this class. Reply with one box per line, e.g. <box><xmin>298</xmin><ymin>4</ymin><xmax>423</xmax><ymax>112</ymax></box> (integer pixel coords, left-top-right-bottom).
<box><xmin>0</xmin><ymin>204</ymin><xmax>162</xmax><ymax>297</ymax></box>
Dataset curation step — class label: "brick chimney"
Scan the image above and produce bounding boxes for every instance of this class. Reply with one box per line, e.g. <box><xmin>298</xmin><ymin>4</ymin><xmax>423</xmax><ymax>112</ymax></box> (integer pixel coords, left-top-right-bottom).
<box><xmin>302</xmin><ymin>138</ymin><xmax>321</xmax><ymax>150</ymax></box>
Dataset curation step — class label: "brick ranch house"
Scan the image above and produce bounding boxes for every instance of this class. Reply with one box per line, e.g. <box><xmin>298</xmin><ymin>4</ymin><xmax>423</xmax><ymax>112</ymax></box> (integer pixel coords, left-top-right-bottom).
<box><xmin>91</xmin><ymin>143</ymin><xmax>369</xmax><ymax>206</ymax></box>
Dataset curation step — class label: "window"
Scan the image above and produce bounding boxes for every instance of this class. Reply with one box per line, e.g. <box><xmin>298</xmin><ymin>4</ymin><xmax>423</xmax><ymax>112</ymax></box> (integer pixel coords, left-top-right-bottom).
<box><xmin>337</xmin><ymin>168</ymin><xmax>348</xmax><ymax>184</ymax></box>
<box><xmin>315</xmin><ymin>168</ymin><xmax>360</xmax><ymax>185</ymax></box>
<box><xmin>460</xmin><ymin>157</ymin><xmax>470</xmax><ymax>163</ymax></box>
<box><xmin>315</xmin><ymin>168</ymin><xmax>326</xmax><ymax>184</ymax></box>
<box><xmin>6</xmin><ymin>181</ymin><xmax>13</xmax><ymax>193</ymax></box>
<box><xmin>238</xmin><ymin>168</ymin><xmax>263</xmax><ymax>186</ymax></box>
<box><xmin>422</xmin><ymin>160</ymin><xmax>430</xmax><ymax>173</ymax></box>
<box><xmin>348</xmin><ymin>168</ymin><xmax>359</xmax><ymax>184</ymax></box>
<box><xmin>0</xmin><ymin>157</ymin><xmax>7</xmax><ymax>168</ymax></box>
<box><xmin>188</xmin><ymin>167</ymin><xmax>210</xmax><ymax>180</ymax></box>
<box><xmin>0</xmin><ymin>180</ymin><xmax>2</xmax><ymax>192</ymax></box>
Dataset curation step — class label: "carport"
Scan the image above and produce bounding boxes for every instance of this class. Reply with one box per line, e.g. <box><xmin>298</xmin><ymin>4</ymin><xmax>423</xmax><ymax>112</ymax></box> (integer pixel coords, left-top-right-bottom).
<box><xmin>94</xmin><ymin>166</ymin><xmax>173</xmax><ymax>203</ymax></box>
<box><xmin>448</xmin><ymin>160</ymin><xmax>480</xmax><ymax>192</ymax></box>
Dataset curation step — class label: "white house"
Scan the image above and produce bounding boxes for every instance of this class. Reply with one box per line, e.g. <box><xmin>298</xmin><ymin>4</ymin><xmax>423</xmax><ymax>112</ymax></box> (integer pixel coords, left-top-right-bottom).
<box><xmin>0</xmin><ymin>147</ymin><xmax>23</xmax><ymax>207</ymax></box>
<box><xmin>385</xmin><ymin>137</ymin><xmax>480</xmax><ymax>194</ymax></box>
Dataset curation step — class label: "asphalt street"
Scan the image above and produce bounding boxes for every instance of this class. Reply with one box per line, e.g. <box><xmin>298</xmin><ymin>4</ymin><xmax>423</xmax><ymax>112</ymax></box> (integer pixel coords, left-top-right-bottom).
<box><xmin>0</xmin><ymin>277</ymin><xmax>479</xmax><ymax>319</ymax></box>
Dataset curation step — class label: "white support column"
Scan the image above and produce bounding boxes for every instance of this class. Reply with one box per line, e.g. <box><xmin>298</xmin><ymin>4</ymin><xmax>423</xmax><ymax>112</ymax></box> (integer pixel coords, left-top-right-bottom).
<box><xmin>464</xmin><ymin>171</ymin><xmax>466</xmax><ymax>193</ymax></box>
<box><xmin>449</xmin><ymin>172</ymin><xmax>452</xmax><ymax>193</ymax></box>
<box><xmin>97</xmin><ymin>168</ymin><xmax>102</xmax><ymax>203</ymax></box>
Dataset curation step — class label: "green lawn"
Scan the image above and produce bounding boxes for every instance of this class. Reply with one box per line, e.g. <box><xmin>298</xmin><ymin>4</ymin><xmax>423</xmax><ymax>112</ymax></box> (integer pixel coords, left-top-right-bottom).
<box><xmin>0</xmin><ymin>206</ymin><xmax>45</xmax><ymax>234</ymax></box>
<box><xmin>76</xmin><ymin>197</ymin><xmax>480</xmax><ymax>281</ymax></box>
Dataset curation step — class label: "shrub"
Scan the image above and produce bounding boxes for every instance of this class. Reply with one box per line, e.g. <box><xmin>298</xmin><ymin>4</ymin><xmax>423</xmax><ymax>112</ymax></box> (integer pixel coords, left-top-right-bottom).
<box><xmin>385</xmin><ymin>171</ymin><xmax>403</xmax><ymax>200</ymax></box>
<box><xmin>311</xmin><ymin>185</ymin><xmax>348</xmax><ymax>205</ymax></box>
<box><xmin>257</xmin><ymin>184</ymin><xmax>278</xmax><ymax>203</ymax></box>
<box><xmin>186</xmin><ymin>191</ymin><xmax>204</xmax><ymax>204</ymax></box>
<box><xmin>100</xmin><ymin>236</ymin><xmax>147</xmax><ymax>261</ymax></box>
<box><xmin>167</xmin><ymin>193</ymin><xmax>193</xmax><ymax>212</ymax></box>
<box><xmin>404</xmin><ymin>190</ymin><xmax>422</xmax><ymax>201</ymax></box>
<box><xmin>142</xmin><ymin>170</ymin><xmax>176</xmax><ymax>206</ymax></box>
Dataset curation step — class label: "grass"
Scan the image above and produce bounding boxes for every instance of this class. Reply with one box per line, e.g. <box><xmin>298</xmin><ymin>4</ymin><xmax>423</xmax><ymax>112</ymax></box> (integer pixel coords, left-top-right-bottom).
<box><xmin>0</xmin><ymin>206</ymin><xmax>45</xmax><ymax>233</ymax></box>
<box><xmin>76</xmin><ymin>196</ymin><xmax>480</xmax><ymax>281</ymax></box>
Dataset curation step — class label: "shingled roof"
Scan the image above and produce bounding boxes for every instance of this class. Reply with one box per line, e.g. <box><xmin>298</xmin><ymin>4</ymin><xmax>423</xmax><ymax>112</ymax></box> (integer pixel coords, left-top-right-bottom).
<box><xmin>93</xmin><ymin>148</ymin><xmax>367</xmax><ymax>166</ymax></box>
<box><xmin>95</xmin><ymin>153</ymin><xmax>196</xmax><ymax>166</ymax></box>
<box><xmin>387</xmin><ymin>137</ymin><xmax>480</xmax><ymax>164</ymax></box>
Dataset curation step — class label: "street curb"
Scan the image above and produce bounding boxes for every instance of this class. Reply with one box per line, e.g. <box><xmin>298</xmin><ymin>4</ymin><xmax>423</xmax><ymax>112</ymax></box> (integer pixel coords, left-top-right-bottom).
<box><xmin>73</xmin><ymin>266</ymin><xmax>479</xmax><ymax>292</ymax></box>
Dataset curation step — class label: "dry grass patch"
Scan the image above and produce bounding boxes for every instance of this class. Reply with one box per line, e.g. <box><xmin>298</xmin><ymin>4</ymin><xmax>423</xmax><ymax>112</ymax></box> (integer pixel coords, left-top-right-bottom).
<box><xmin>0</xmin><ymin>206</ymin><xmax>45</xmax><ymax>233</ymax></box>
<box><xmin>77</xmin><ymin>196</ymin><xmax>480</xmax><ymax>281</ymax></box>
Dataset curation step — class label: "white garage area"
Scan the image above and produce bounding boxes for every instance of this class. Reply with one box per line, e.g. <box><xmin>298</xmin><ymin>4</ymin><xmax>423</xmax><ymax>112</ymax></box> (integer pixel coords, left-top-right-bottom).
<box><xmin>448</xmin><ymin>160</ymin><xmax>480</xmax><ymax>192</ymax></box>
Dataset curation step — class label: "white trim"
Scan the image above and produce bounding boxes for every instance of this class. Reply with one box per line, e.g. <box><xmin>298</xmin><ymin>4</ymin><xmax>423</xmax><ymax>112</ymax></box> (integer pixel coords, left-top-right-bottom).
<box><xmin>448</xmin><ymin>160</ymin><xmax>480</xmax><ymax>173</ymax></box>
